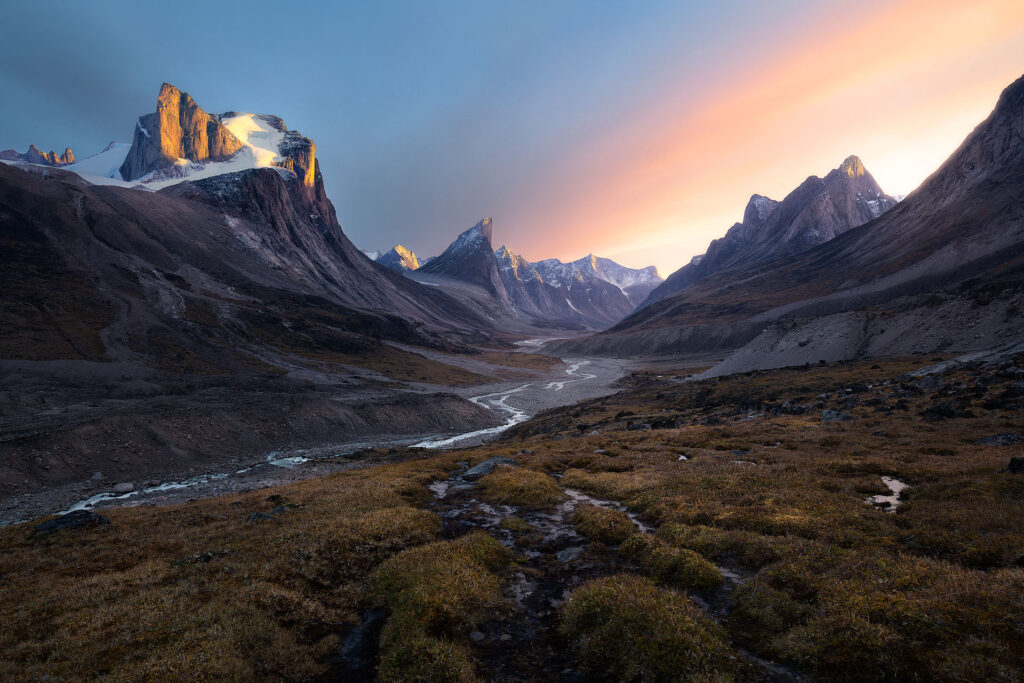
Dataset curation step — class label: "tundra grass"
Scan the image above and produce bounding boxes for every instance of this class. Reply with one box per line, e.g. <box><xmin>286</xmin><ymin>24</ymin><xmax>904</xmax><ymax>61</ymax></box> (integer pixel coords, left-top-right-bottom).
<box><xmin>1</xmin><ymin>355</ymin><xmax>1022</xmax><ymax>680</ymax></box>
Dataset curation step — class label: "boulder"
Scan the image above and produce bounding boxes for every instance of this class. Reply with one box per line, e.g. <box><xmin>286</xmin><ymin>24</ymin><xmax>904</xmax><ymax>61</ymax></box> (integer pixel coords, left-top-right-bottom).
<box><xmin>822</xmin><ymin>410</ymin><xmax>854</xmax><ymax>423</ymax></box>
<box><xmin>975</xmin><ymin>433</ymin><xmax>1024</xmax><ymax>446</ymax></box>
<box><xmin>1006</xmin><ymin>457</ymin><xmax>1024</xmax><ymax>474</ymax></box>
<box><xmin>33</xmin><ymin>510</ymin><xmax>109</xmax><ymax>537</ymax></box>
<box><xmin>113</xmin><ymin>482</ymin><xmax>135</xmax><ymax>494</ymax></box>
<box><xmin>463</xmin><ymin>456</ymin><xmax>518</xmax><ymax>480</ymax></box>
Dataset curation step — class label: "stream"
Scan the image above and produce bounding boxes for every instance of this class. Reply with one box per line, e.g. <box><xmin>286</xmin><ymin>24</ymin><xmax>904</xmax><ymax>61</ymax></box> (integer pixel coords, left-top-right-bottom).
<box><xmin>59</xmin><ymin>356</ymin><xmax>614</xmax><ymax>515</ymax></box>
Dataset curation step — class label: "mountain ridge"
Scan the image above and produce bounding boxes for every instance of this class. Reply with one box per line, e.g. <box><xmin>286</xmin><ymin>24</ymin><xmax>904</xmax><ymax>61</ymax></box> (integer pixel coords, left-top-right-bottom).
<box><xmin>552</xmin><ymin>74</ymin><xmax>1024</xmax><ymax>364</ymax></box>
<box><xmin>643</xmin><ymin>154</ymin><xmax>897</xmax><ymax>307</ymax></box>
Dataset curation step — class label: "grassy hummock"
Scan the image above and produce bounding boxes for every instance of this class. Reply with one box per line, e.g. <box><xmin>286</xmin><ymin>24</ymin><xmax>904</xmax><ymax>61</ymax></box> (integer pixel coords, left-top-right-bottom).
<box><xmin>477</xmin><ymin>465</ymin><xmax>564</xmax><ymax>507</ymax></box>
<box><xmin>369</xmin><ymin>532</ymin><xmax>511</xmax><ymax>681</ymax></box>
<box><xmin>571</xmin><ymin>504</ymin><xmax>638</xmax><ymax>545</ymax></box>
<box><xmin>619</xmin><ymin>533</ymin><xmax>724</xmax><ymax>590</ymax></box>
<box><xmin>559</xmin><ymin>574</ymin><xmax>736</xmax><ymax>682</ymax></box>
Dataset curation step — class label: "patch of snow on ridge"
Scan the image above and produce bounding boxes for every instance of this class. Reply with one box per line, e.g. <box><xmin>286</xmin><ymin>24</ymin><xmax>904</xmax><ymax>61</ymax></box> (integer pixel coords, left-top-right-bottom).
<box><xmin>221</xmin><ymin>113</ymin><xmax>286</xmax><ymax>168</ymax></box>
<box><xmin>66</xmin><ymin>142</ymin><xmax>131</xmax><ymax>179</ymax></box>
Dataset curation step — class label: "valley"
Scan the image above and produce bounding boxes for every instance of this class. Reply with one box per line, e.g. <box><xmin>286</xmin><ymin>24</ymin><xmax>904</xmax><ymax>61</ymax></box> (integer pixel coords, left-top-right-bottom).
<box><xmin>0</xmin><ymin>342</ymin><xmax>641</xmax><ymax>525</ymax></box>
<box><xmin>0</xmin><ymin>19</ymin><xmax>1022</xmax><ymax>680</ymax></box>
<box><xmin>3</xmin><ymin>351</ymin><xmax>1021</xmax><ymax>680</ymax></box>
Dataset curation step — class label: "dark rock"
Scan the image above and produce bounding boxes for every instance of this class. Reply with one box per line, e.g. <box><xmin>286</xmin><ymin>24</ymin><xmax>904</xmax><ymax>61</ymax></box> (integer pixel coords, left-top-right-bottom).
<box><xmin>975</xmin><ymin>433</ymin><xmax>1024</xmax><ymax>446</ymax></box>
<box><xmin>246</xmin><ymin>512</ymin><xmax>273</xmax><ymax>523</ymax></box>
<box><xmin>822</xmin><ymin>410</ymin><xmax>854</xmax><ymax>423</ymax></box>
<box><xmin>778</xmin><ymin>401</ymin><xmax>806</xmax><ymax>415</ymax></box>
<box><xmin>649</xmin><ymin>417</ymin><xmax>679</xmax><ymax>429</ymax></box>
<box><xmin>919</xmin><ymin>403</ymin><xmax>958</xmax><ymax>421</ymax></box>
<box><xmin>33</xmin><ymin>510</ymin><xmax>109</xmax><ymax>537</ymax></box>
<box><xmin>1006</xmin><ymin>457</ymin><xmax>1024</xmax><ymax>474</ymax></box>
<box><xmin>626</xmin><ymin>421</ymin><xmax>652</xmax><ymax>431</ymax></box>
<box><xmin>463</xmin><ymin>456</ymin><xmax>517</xmax><ymax>480</ymax></box>
<box><xmin>556</xmin><ymin>546</ymin><xmax>584</xmax><ymax>562</ymax></box>
<box><xmin>173</xmin><ymin>550</ymin><xmax>232</xmax><ymax>566</ymax></box>
<box><xmin>914</xmin><ymin>374</ymin><xmax>944</xmax><ymax>391</ymax></box>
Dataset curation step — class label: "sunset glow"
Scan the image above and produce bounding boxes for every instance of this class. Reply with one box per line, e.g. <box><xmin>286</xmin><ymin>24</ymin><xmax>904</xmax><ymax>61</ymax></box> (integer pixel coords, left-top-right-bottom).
<box><xmin>519</xmin><ymin>0</ymin><xmax>1024</xmax><ymax>274</ymax></box>
<box><xmin>2</xmin><ymin>0</ymin><xmax>1021</xmax><ymax>276</ymax></box>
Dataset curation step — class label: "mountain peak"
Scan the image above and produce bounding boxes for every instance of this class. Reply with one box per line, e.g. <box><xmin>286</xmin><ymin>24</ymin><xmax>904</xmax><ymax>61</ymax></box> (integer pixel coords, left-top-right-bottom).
<box><xmin>377</xmin><ymin>244</ymin><xmax>420</xmax><ymax>272</ymax></box>
<box><xmin>474</xmin><ymin>217</ymin><xmax>493</xmax><ymax>242</ymax></box>
<box><xmin>838</xmin><ymin>155</ymin><xmax>865</xmax><ymax>177</ymax></box>
<box><xmin>120</xmin><ymin>82</ymin><xmax>244</xmax><ymax>181</ymax></box>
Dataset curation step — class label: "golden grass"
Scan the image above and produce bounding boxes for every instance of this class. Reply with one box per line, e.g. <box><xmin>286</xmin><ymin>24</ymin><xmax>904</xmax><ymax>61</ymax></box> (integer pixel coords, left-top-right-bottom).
<box><xmin>477</xmin><ymin>466</ymin><xmax>564</xmax><ymax>507</ymax></box>
<box><xmin>2</xmin><ymin>356</ymin><xmax>1023</xmax><ymax>679</ymax></box>
<box><xmin>570</xmin><ymin>504</ymin><xmax>637</xmax><ymax>545</ymax></box>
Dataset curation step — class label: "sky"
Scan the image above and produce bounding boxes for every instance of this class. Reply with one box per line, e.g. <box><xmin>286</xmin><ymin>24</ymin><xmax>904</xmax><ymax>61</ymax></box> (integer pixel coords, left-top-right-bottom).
<box><xmin>1</xmin><ymin>0</ymin><xmax>1022</xmax><ymax>276</ymax></box>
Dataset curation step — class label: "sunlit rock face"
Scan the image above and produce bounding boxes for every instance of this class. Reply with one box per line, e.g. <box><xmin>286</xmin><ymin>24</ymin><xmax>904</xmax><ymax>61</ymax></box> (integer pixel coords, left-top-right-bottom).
<box><xmin>275</xmin><ymin>131</ymin><xmax>316</xmax><ymax>188</ymax></box>
<box><xmin>378</xmin><ymin>245</ymin><xmax>420</xmax><ymax>272</ymax></box>
<box><xmin>120</xmin><ymin>83</ymin><xmax>245</xmax><ymax>181</ymax></box>
<box><xmin>1</xmin><ymin>145</ymin><xmax>75</xmax><ymax>166</ymax></box>
<box><xmin>118</xmin><ymin>83</ymin><xmax>318</xmax><ymax>188</ymax></box>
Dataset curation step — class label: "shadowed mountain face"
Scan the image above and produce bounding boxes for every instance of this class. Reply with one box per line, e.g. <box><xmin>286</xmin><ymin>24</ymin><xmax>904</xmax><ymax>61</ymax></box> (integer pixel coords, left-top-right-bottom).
<box><xmin>553</xmin><ymin>75</ymin><xmax>1024</xmax><ymax>363</ymax></box>
<box><xmin>644</xmin><ymin>155</ymin><xmax>897</xmax><ymax>307</ymax></box>
<box><xmin>415</xmin><ymin>220</ymin><xmax>662</xmax><ymax>329</ymax></box>
<box><xmin>1</xmin><ymin>87</ymin><xmax>495</xmax><ymax>372</ymax></box>
<box><xmin>418</xmin><ymin>218</ymin><xmax>513</xmax><ymax>306</ymax></box>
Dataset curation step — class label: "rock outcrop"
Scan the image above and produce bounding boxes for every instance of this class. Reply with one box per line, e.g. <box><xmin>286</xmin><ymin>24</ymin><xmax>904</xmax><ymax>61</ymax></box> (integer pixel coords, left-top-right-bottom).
<box><xmin>119</xmin><ymin>83</ymin><xmax>244</xmax><ymax>181</ymax></box>
<box><xmin>0</xmin><ymin>145</ymin><xmax>75</xmax><ymax>166</ymax></box>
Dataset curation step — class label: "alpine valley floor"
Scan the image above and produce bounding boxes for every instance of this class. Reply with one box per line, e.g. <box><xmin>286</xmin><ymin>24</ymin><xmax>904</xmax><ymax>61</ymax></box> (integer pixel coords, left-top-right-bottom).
<box><xmin>2</xmin><ymin>350</ymin><xmax>1023</xmax><ymax>681</ymax></box>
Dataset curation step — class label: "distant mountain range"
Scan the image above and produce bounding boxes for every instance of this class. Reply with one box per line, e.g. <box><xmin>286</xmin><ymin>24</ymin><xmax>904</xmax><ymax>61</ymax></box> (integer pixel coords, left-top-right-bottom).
<box><xmin>364</xmin><ymin>219</ymin><xmax>663</xmax><ymax>329</ymax></box>
<box><xmin>0</xmin><ymin>144</ymin><xmax>75</xmax><ymax>167</ymax></box>
<box><xmin>553</xmin><ymin>74</ymin><xmax>1024</xmax><ymax>370</ymax></box>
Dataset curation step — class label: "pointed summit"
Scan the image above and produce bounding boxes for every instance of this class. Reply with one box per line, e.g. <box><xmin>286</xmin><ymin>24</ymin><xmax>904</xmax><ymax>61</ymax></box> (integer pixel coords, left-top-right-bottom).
<box><xmin>643</xmin><ymin>155</ymin><xmax>896</xmax><ymax>307</ymax></box>
<box><xmin>838</xmin><ymin>155</ymin><xmax>866</xmax><ymax>177</ymax></box>
<box><xmin>377</xmin><ymin>244</ymin><xmax>420</xmax><ymax>272</ymax></box>
<box><xmin>419</xmin><ymin>218</ymin><xmax>508</xmax><ymax>302</ymax></box>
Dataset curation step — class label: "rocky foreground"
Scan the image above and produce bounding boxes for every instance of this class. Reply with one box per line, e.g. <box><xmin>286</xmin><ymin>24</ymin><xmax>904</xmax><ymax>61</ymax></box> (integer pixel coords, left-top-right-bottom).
<box><xmin>2</xmin><ymin>350</ymin><xmax>1023</xmax><ymax>680</ymax></box>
